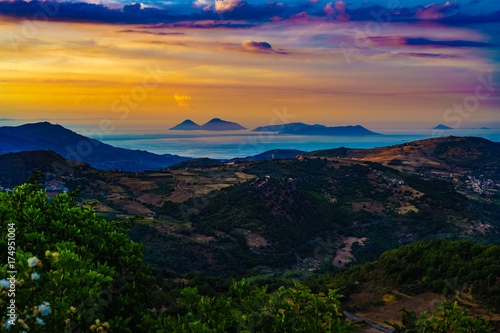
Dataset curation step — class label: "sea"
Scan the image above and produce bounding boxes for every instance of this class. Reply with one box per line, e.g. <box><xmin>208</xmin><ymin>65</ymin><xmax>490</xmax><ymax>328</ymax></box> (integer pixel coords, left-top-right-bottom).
<box><xmin>98</xmin><ymin>128</ymin><xmax>500</xmax><ymax>160</ymax></box>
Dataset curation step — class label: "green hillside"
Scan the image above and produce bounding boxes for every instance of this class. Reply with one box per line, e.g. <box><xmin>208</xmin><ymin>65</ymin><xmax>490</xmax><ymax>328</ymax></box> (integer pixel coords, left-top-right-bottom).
<box><xmin>0</xmin><ymin>180</ymin><xmax>496</xmax><ymax>331</ymax></box>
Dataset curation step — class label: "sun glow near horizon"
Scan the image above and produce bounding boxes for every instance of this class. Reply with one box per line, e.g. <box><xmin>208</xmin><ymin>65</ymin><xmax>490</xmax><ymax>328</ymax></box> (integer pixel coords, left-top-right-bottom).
<box><xmin>0</xmin><ymin>1</ymin><xmax>499</xmax><ymax>131</ymax></box>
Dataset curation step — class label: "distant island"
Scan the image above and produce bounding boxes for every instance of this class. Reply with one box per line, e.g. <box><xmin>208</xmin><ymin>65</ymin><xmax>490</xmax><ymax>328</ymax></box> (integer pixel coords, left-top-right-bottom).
<box><xmin>170</xmin><ymin>118</ymin><xmax>246</xmax><ymax>131</ymax></box>
<box><xmin>434</xmin><ymin>124</ymin><xmax>453</xmax><ymax>130</ymax></box>
<box><xmin>253</xmin><ymin>122</ymin><xmax>310</xmax><ymax>133</ymax></box>
<box><xmin>169</xmin><ymin>119</ymin><xmax>202</xmax><ymax>130</ymax></box>
<box><xmin>253</xmin><ymin>123</ymin><xmax>380</xmax><ymax>136</ymax></box>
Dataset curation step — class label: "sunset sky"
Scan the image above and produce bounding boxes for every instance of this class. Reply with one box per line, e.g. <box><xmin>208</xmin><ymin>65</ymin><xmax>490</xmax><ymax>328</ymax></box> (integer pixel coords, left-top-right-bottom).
<box><xmin>1</xmin><ymin>0</ymin><xmax>499</xmax><ymax>132</ymax></box>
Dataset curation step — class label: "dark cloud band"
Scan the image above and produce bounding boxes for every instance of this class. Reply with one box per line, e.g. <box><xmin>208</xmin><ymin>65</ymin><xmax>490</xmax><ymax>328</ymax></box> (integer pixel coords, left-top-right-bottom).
<box><xmin>0</xmin><ymin>0</ymin><xmax>498</xmax><ymax>27</ymax></box>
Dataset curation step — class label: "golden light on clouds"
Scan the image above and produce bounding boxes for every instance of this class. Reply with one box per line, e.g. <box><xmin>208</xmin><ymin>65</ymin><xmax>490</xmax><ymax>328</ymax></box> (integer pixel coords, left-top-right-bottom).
<box><xmin>0</xmin><ymin>8</ymin><xmax>497</xmax><ymax>130</ymax></box>
<box><xmin>174</xmin><ymin>94</ymin><xmax>191</xmax><ymax>107</ymax></box>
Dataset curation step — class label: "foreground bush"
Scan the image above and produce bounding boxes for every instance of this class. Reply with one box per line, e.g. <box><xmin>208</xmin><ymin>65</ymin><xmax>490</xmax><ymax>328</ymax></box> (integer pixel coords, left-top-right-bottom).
<box><xmin>0</xmin><ymin>179</ymin><xmax>154</xmax><ymax>332</ymax></box>
<box><xmin>388</xmin><ymin>301</ymin><xmax>491</xmax><ymax>333</ymax></box>
<box><xmin>141</xmin><ymin>279</ymin><xmax>357</xmax><ymax>332</ymax></box>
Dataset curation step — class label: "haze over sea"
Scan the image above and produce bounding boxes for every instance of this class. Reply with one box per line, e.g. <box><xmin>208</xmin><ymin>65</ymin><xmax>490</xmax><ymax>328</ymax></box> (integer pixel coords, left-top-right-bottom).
<box><xmin>98</xmin><ymin>128</ymin><xmax>500</xmax><ymax>160</ymax></box>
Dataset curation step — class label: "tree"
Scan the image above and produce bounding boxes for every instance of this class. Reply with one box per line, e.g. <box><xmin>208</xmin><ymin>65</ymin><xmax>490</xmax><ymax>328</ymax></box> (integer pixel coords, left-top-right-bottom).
<box><xmin>0</xmin><ymin>180</ymin><xmax>155</xmax><ymax>332</ymax></box>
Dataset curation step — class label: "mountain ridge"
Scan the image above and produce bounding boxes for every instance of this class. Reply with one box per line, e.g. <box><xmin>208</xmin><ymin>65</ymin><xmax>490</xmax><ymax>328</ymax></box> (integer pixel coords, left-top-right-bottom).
<box><xmin>253</xmin><ymin>122</ymin><xmax>380</xmax><ymax>135</ymax></box>
<box><xmin>0</xmin><ymin>122</ymin><xmax>191</xmax><ymax>171</ymax></box>
<box><xmin>303</xmin><ymin>135</ymin><xmax>500</xmax><ymax>177</ymax></box>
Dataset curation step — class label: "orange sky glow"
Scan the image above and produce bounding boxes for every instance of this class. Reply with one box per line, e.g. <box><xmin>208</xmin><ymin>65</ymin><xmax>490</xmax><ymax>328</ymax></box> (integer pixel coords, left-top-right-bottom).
<box><xmin>0</xmin><ymin>1</ymin><xmax>499</xmax><ymax>131</ymax></box>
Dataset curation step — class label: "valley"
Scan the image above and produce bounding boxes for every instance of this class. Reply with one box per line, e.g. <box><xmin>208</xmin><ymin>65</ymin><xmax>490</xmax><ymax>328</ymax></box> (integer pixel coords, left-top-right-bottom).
<box><xmin>2</xmin><ymin>136</ymin><xmax>498</xmax><ymax>277</ymax></box>
<box><xmin>1</xmin><ymin>135</ymin><xmax>499</xmax><ymax>332</ymax></box>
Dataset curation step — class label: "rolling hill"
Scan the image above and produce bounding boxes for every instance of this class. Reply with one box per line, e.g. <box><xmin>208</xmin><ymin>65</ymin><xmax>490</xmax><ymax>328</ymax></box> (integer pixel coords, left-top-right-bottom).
<box><xmin>124</xmin><ymin>136</ymin><xmax>499</xmax><ymax>274</ymax></box>
<box><xmin>227</xmin><ymin>149</ymin><xmax>305</xmax><ymax>162</ymax></box>
<box><xmin>2</xmin><ymin>136</ymin><xmax>498</xmax><ymax>276</ymax></box>
<box><xmin>0</xmin><ymin>150</ymin><xmax>90</xmax><ymax>185</ymax></box>
<box><xmin>303</xmin><ymin>136</ymin><xmax>500</xmax><ymax>178</ymax></box>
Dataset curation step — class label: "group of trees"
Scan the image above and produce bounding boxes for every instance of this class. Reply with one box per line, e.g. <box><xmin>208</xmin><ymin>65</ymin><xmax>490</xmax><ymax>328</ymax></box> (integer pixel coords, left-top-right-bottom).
<box><xmin>319</xmin><ymin>239</ymin><xmax>500</xmax><ymax>312</ymax></box>
<box><xmin>0</xmin><ymin>178</ymin><xmax>496</xmax><ymax>332</ymax></box>
<box><xmin>378</xmin><ymin>240</ymin><xmax>500</xmax><ymax>311</ymax></box>
<box><xmin>0</xmin><ymin>178</ymin><xmax>154</xmax><ymax>332</ymax></box>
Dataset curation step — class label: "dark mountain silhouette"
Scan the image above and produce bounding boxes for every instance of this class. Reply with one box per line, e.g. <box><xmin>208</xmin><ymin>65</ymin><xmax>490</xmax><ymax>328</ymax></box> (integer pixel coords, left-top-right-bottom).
<box><xmin>252</xmin><ymin>122</ymin><xmax>310</xmax><ymax>132</ymax></box>
<box><xmin>167</xmin><ymin>149</ymin><xmax>306</xmax><ymax>169</ymax></box>
<box><xmin>169</xmin><ymin>118</ymin><xmax>246</xmax><ymax>131</ymax></box>
<box><xmin>252</xmin><ymin>123</ymin><xmax>380</xmax><ymax>135</ymax></box>
<box><xmin>0</xmin><ymin>132</ymin><xmax>37</xmax><ymax>152</ymax></box>
<box><xmin>228</xmin><ymin>149</ymin><xmax>305</xmax><ymax>162</ymax></box>
<box><xmin>0</xmin><ymin>122</ymin><xmax>190</xmax><ymax>171</ymax></box>
<box><xmin>200</xmin><ymin>118</ymin><xmax>246</xmax><ymax>131</ymax></box>
<box><xmin>434</xmin><ymin>124</ymin><xmax>453</xmax><ymax>130</ymax></box>
<box><xmin>284</xmin><ymin>124</ymin><xmax>380</xmax><ymax>136</ymax></box>
<box><xmin>0</xmin><ymin>150</ymin><xmax>90</xmax><ymax>185</ymax></box>
<box><xmin>169</xmin><ymin>119</ymin><xmax>202</xmax><ymax>130</ymax></box>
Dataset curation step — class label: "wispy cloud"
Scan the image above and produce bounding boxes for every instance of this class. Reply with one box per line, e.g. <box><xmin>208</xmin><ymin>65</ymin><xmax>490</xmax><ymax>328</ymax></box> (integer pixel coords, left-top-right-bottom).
<box><xmin>369</xmin><ymin>36</ymin><xmax>496</xmax><ymax>48</ymax></box>
<box><xmin>241</xmin><ymin>40</ymin><xmax>288</xmax><ymax>55</ymax></box>
<box><xmin>139</xmin><ymin>20</ymin><xmax>255</xmax><ymax>29</ymax></box>
<box><xmin>215</xmin><ymin>0</ymin><xmax>242</xmax><ymax>13</ymax></box>
<box><xmin>113</xmin><ymin>29</ymin><xmax>185</xmax><ymax>36</ymax></box>
<box><xmin>174</xmin><ymin>94</ymin><xmax>191</xmax><ymax>107</ymax></box>
<box><xmin>0</xmin><ymin>0</ymin><xmax>498</xmax><ymax>26</ymax></box>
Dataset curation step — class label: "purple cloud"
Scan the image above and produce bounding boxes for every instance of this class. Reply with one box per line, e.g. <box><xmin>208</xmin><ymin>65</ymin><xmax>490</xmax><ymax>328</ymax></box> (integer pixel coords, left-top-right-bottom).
<box><xmin>0</xmin><ymin>0</ymin><xmax>498</xmax><ymax>27</ymax></box>
<box><xmin>369</xmin><ymin>36</ymin><xmax>496</xmax><ymax>49</ymax></box>
<box><xmin>406</xmin><ymin>38</ymin><xmax>495</xmax><ymax>48</ymax></box>
<box><xmin>139</xmin><ymin>20</ymin><xmax>256</xmax><ymax>29</ymax></box>
<box><xmin>241</xmin><ymin>40</ymin><xmax>288</xmax><ymax>54</ymax></box>
<box><xmin>114</xmin><ymin>29</ymin><xmax>185</xmax><ymax>35</ymax></box>
<box><xmin>414</xmin><ymin>2</ymin><xmax>460</xmax><ymax>20</ymax></box>
<box><xmin>398</xmin><ymin>52</ymin><xmax>458</xmax><ymax>59</ymax></box>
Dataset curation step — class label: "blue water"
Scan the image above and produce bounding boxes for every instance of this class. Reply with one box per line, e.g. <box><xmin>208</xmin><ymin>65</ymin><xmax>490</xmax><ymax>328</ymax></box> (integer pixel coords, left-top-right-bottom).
<box><xmin>99</xmin><ymin>128</ymin><xmax>500</xmax><ymax>159</ymax></box>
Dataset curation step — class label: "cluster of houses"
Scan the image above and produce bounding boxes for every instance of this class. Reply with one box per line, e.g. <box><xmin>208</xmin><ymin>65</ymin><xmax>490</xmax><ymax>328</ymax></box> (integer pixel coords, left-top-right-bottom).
<box><xmin>374</xmin><ymin>170</ymin><xmax>406</xmax><ymax>186</ymax></box>
<box><xmin>1</xmin><ymin>172</ymin><xmax>77</xmax><ymax>194</ymax></box>
<box><xmin>0</xmin><ymin>186</ymin><xmax>13</xmax><ymax>193</ymax></box>
<box><xmin>450</xmin><ymin>174</ymin><xmax>499</xmax><ymax>196</ymax></box>
<box><xmin>44</xmin><ymin>172</ymin><xmax>70</xmax><ymax>193</ymax></box>
<box><xmin>463</xmin><ymin>175</ymin><xmax>498</xmax><ymax>196</ymax></box>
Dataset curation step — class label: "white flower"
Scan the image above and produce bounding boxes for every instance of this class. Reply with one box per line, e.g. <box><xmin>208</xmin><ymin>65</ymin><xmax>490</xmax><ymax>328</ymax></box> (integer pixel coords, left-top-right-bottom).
<box><xmin>27</xmin><ymin>256</ymin><xmax>39</xmax><ymax>267</ymax></box>
<box><xmin>4</xmin><ymin>316</ymin><xmax>17</xmax><ymax>329</ymax></box>
<box><xmin>0</xmin><ymin>279</ymin><xmax>10</xmax><ymax>288</ymax></box>
<box><xmin>31</xmin><ymin>272</ymin><xmax>40</xmax><ymax>280</ymax></box>
<box><xmin>38</xmin><ymin>302</ymin><xmax>51</xmax><ymax>316</ymax></box>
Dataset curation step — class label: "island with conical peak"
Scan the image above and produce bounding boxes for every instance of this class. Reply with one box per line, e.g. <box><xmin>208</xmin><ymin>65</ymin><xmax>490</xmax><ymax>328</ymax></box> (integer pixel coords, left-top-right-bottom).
<box><xmin>434</xmin><ymin>124</ymin><xmax>453</xmax><ymax>130</ymax></box>
<box><xmin>169</xmin><ymin>119</ymin><xmax>202</xmax><ymax>130</ymax></box>
<box><xmin>170</xmin><ymin>118</ymin><xmax>246</xmax><ymax>131</ymax></box>
<box><xmin>253</xmin><ymin>123</ymin><xmax>380</xmax><ymax>136</ymax></box>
